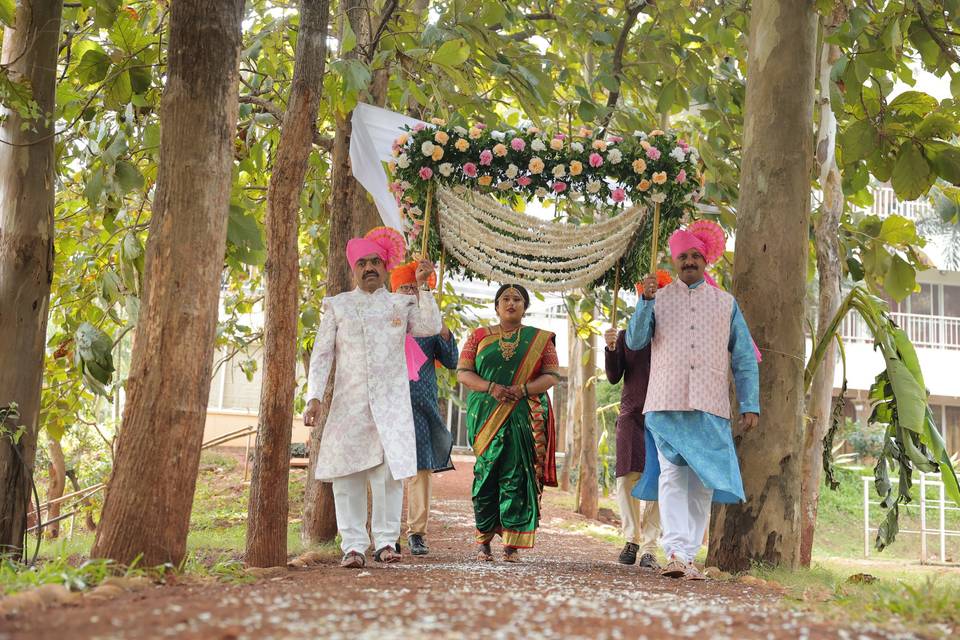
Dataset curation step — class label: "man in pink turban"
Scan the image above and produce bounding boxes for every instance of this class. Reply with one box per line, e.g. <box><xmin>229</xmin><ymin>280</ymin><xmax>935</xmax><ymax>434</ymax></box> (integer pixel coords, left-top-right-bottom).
<box><xmin>626</xmin><ymin>220</ymin><xmax>759</xmax><ymax>580</ymax></box>
<box><xmin>304</xmin><ymin>228</ymin><xmax>441</xmax><ymax>568</ymax></box>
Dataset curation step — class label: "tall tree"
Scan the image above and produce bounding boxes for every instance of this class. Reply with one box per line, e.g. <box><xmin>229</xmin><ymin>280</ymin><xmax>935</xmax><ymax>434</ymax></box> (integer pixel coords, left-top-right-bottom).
<box><xmin>708</xmin><ymin>0</ymin><xmax>818</xmax><ymax>571</ymax></box>
<box><xmin>91</xmin><ymin>0</ymin><xmax>245</xmax><ymax>567</ymax></box>
<box><xmin>801</xmin><ymin>10</ymin><xmax>845</xmax><ymax>567</ymax></box>
<box><xmin>302</xmin><ymin>0</ymin><xmax>398</xmax><ymax>544</ymax></box>
<box><xmin>576</xmin><ymin>297</ymin><xmax>599</xmax><ymax>519</ymax></box>
<box><xmin>246</xmin><ymin>0</ymin><xmax>331</xmax><ymax>568</ymax></box>
<box><xmin>0</xmin><ymin>0</ymin><xmax>64</xmax><ymax>558</ymax></box>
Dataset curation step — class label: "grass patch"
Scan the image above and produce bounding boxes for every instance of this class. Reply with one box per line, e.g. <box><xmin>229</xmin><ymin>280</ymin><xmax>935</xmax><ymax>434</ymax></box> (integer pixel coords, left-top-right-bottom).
<box><xmin>752</xmin><ymin>561</ymin><xmax>960</xmax><ymax>633</ymax></box>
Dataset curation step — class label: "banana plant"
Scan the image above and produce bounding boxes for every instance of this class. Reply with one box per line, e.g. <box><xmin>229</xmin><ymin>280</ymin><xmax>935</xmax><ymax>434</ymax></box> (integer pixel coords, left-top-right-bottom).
<box><xmin>805</xmin><ymin>285</ymin><xmax>960</xmax><ymax>550</ymax></box>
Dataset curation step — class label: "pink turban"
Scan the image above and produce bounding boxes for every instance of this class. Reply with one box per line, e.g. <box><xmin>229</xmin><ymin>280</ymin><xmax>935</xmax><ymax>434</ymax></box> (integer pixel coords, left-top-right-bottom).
<box><xmin>346</xmin><ymin>238</ymin><xmax>387</xmax><ymax>269</ymax></box>
<box><xmin>668</xmin><ymin>219</ymin><xmax>726</xmax><ymax>264</ymax></box>
<box><xmin>346</xmin><ymin>226</ymin><xmax>406</xmax><ymax>270</ymax></box>
<box><xmin>668</xmin><ymin>229</ymin><xmax>706</xmax><ymax>261</ymax></box>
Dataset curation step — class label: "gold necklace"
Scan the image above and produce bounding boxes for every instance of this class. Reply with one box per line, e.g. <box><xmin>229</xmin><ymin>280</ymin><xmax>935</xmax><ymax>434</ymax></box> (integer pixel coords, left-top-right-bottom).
<box><xmin>498</xmin><ymin>325</ymin><xmax>521</xmax><ymax>360</ymax></box>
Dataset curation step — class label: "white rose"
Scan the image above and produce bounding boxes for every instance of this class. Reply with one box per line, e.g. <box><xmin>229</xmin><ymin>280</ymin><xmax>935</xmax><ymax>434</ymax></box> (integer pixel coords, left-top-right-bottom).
<box><xmin>607</xmin><ymin>149</ymin><xmax>622</xmax><ymax>164</ymax></box>
<box><xmin>670</xmin><ymin>147</ymin><xmax>686</xmax><ymax>162</ymax></box>
<box><xmin>531</xmin><ymin>138</ymin><xmax>546</xmax><ymax>152</ymax></box>
<box><xmin>397</xmin><ymin>153</ymin><xmax>410</xmax><ymax>169</ymax></box>
<box><xmin>586</xmin><ymin>180</ymin><xmax>602</xmax><ymax>193</ymax></box>
<box><xmin>497</xmin><ymin>180</ymin><xmax>514</xmax><ymax>190</ymax></box>
<box><xmin>552</xmin><ymin>164</ymin><xmax>566</xmax><ymax>178</ymax></box>
<box><xmin>535</xmin><ymin>187</ymin><xmax>548</xmax><ymax>198</ymax></box>
<box><xmin>650</xmin><ymin>191</ymin><xmax>667</xmax><ymax>203</ymax></box>
<box><xmin>505</xmin><ymin>163</ymin><xmax>519</xmax><ymax>179</ymax></box>
<box><xmin>438</xmin><ymin>162</ymin><xmax>454</xmax><ymax>177</ymax></box>
<box><xmin>634</xmin><ymin>131</ymin><xmax>647</xmax><ymax>140</ymax></box>
<box><xmin>689</xmin><ymin>147</ymin><xmax>700</xmax><ymax>161</ymax></box>
<box><xmin>453</xmin><ymin>126</ymin><xmax>468</xmax><ymax>136</ymax></box>
<box><xmin>408</xmin><ymin>206</ymin><xmax>422</xmax><ymax>216</ymax></box>
<box><xmin>490</xmin><ymin>130</ymin><xmax>506</xmax><ymax>141</ymax></box>
<box><xmin>400</xmin><ymin>181</ymin><xmax>412</xmax><ymax>191</ymax></box>
<box><xmin>421</xmin><ymin>141</ymin><xmax>435</xmax><ymax>156</ymax></box>
<box><xmin>571</xmin><ymin>142</ymin><xmax>584</xmax><ymax>153</ymax></box>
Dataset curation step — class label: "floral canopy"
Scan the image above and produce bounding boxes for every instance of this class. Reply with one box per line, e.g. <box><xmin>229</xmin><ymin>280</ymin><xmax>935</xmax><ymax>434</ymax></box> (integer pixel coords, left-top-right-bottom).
<box><xmin>388</xmin><ymin>117</ymin><xmax>705</xmax><ymax>291</ymax></box>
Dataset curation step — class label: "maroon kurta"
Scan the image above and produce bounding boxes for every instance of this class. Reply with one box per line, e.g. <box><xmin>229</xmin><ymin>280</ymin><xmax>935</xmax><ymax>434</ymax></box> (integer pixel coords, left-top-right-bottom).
<box><xmin>604</xmin><ymin>330</ymin><xmax>652</xmax><ymax>478</ymax></box>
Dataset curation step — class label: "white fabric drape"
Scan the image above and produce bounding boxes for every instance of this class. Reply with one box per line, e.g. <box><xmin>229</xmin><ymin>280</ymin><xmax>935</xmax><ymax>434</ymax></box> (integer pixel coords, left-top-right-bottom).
<box><xmin>349</xmin><ymin>102</ymin><xmax>426</xmax><ymax>230</ymax></box>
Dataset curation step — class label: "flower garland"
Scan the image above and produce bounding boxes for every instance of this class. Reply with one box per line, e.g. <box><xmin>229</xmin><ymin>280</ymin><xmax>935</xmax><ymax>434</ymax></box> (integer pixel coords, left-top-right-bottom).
<box><xmin>435</xmin><ymin>187</ymin><xmax>648</xmax><ymax>292</ymax></box>
<box><xmin>390</xmin><ymin>118</ymin><xmax>703</xmax><ymax>289</ymax></box>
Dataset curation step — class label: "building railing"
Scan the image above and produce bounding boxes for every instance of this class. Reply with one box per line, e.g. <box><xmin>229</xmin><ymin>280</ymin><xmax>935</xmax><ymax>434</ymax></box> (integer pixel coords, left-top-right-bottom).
<box><xmin>865</xmin><ymin>186</ymin><xmax>934</xmax><ymax>221</ymax></box>
<box><xmin>841</xmin><ymin>311</ymin><xmax>960</xmax><ymax>350</ymax></box>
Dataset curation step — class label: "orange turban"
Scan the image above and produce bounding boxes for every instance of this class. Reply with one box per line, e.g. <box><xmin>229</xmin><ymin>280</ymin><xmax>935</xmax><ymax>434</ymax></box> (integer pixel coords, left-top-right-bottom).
<box><xmin>389</xmin><ymin>261</ymin><xmax>437</xmax><ymax>291</ymax></box>
<box><xmin>390</xmin><ymin>262</ymin><xmax>417</xmax><ymax>291</ymax></box>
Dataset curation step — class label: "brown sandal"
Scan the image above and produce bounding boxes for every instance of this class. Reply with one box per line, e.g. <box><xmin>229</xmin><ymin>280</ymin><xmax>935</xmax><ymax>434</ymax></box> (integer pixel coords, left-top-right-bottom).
<box><xmin>477</xmin><ymin>543</ymin><xmax>493</xmax><ymax>562</ymax></box>
<box><xmin>374</xmin><ymin>545</ymin><xmax>401</xmax><ymax>563</ymax></box>
<box><xmin>503</xmin><ymin>548</ymin><xmax>520</xmax><ymax>563</ymax></box>
<box><xmin>340</xmin><ymin>551</ymin><xmax>365</xmax><ymax>568</ymax></box>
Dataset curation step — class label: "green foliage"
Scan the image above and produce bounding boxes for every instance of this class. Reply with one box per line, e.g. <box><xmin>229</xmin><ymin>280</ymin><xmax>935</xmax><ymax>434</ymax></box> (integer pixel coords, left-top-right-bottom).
<box><xmin>807</xmin><ymin>286</ymin><xmax>960</xmax><ymax>550</ymax></box>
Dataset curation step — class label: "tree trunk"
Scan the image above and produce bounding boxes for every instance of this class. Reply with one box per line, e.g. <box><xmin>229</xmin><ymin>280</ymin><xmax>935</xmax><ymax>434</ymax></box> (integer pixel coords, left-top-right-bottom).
<box><xmin>707</xmin><ymin>0</ymin><xmax>818</xmax><ymax>572</ymax></box>
<box><xmin>800</xmin><ymin>29</ymin><xmax>844</xmax><ymax>568</ymax></box>
<box><xmin>45</xmin><ymin>437</ymin><xmax>67</xmax><ymax>539</ymax></box>
<box><xmin>576</xmin><ymin>303</ymin><xmax>599</xmax><ymax>519</ymax></box>
<box><xmin>91</xmin><ymin>0</ymin><xmax>244</xmax><ymax>567</ymax></box>
<box><xmin>245</xmin><ymin>0</ymin><xmax>330</xmax><ymax>569</ymax></box>
<box><xmin>0</xmin><ymin>0</ymin><xmax>62</xmax><ymax>559</ymax></box>
<box><xmin>301</xmin><ymin>0</ymin><xmax>391</xmax><ymax>544</ymax></box>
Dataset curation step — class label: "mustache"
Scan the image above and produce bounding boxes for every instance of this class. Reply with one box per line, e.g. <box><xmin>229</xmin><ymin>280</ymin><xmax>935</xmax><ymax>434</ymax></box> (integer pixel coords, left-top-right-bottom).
<box><xmin>682</xmin><ymin>265</ymin><xmax>699</xmax><ymax>270</ymax></box>
<box><xmin>362</xmin><ymin>270</ymin><xmax>379</xmax><ymax>278</ymax></box>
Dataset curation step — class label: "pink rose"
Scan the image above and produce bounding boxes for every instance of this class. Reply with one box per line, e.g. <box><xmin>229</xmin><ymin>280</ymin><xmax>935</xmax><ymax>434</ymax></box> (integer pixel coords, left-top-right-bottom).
<box><xmin>678</xmin><ymin>139</ymin><xmax>690</xmax><ymax>151</ymax></box>
<box><xmin>413</xmin><ymin>123</ymin><xmax>426</xmax><ymax>132</ymax></box>
<box><xmin>675</xmin><ymin>169</ymin><xmax>687</xmax><ymax>184</ymax></box>
<box><xmin>517</xmin><ymin>176</ymin><xmax>532</xmax><ymax>186</ymax></box>
<box><xmin>463</xmin><ymin>162</ymin><xmax>478</xmax><ymax>177</ymax></box>
<box><xmin>611</xmin><ymin>187</ymin><xmax>626</xmax><ymax>202</ymax></box>
<box><xmin>510</xmin><ymin>137</ymin><xmax>526</xmax><ymax>152</ymax></box>
<box><xmin>475</xmin><ymin>123</ymin><xmax>487</xmax><ymax>129</ymax></box>
<box><xmin>479</xmin><ymin>149</ymin><xmax>493</xmax><ymax>166</ymax></box>
<box><xmin>609</xmin><ymin>136</ymin><xmax>623</xmax><ymax>143</ymax></box>
<box><xmin>419</xmin><ymin>167</ymin><xmax>433</xmax><ymax>180</ymax></box>
<box><xmin>589</xmin><ymin>152</ymin><xmax>603</xmax><ymax>168</ymax></box>
<box><xmin>645</xmin><ymin>146</ymin><xmax>661</xmax><ymax>160</ymax></box>
<box><xmin>553</xmin><ymin>181</ymin><xmax>567</xmax><ymax>194</ymax></box>
<box><xmin>554</xmin><ymin>133</ymin><xmax>566</xmax><ymax>140</ymax></box>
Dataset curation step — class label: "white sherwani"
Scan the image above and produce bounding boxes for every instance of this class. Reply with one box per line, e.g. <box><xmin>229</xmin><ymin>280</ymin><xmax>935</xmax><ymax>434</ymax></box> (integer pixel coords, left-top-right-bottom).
<box><xmin>307</xmin><ymin>286</ymin><xmax>441</xmax><ymax>482</ymax></box>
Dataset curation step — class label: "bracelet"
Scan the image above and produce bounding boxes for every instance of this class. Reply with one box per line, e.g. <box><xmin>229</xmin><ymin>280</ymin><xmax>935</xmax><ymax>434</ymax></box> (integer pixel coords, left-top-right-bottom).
<box><xmin>522</xmin><ymin>383</ymin><xmax>529</xmax><ymax>397</ymax></box>
<box><xmin>486</xmin><ymin>381</ymin><xmax>494</xmax><ymax>394</ymax></box>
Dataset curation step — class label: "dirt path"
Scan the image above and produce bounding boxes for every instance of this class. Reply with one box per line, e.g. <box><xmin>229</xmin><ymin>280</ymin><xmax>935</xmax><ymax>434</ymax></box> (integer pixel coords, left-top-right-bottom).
<box><xmin>2</xmin><ymin>458</ymin><xmax>927</xmax><ymax>639</ymax></box>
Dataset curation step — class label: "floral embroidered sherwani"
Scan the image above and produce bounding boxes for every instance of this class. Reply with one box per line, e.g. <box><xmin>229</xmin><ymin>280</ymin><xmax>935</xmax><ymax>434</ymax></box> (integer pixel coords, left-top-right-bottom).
<box><xmin>307</xmin><ymin>286</ymin><xmax>442</xmax><ymax>482</ymax></box>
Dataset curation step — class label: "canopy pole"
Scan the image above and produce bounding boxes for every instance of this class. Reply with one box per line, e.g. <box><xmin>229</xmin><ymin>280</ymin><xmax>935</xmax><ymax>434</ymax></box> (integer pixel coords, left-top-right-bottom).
<box><xmin>649</xmin><ymin>201</ymin><xmax>661</xmax><ymax>274</ymax></box>
<box><xmin>611</xmin><ymin>259</ymin><xmax>621</xmax><ymax>326</ymax></box>
<box><xmin>436</xmin><ymin>246</ymin><xmax>446</xmax><ymax>304</ymax></box>
<box><xmin>420</xmin><ymin>182</ymin><xmax>435</xmax><ymax>258</ymax></box>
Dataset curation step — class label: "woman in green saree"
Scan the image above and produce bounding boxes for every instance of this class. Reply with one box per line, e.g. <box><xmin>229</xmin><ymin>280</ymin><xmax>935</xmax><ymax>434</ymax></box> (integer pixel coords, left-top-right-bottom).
<box><xmin>457</xmin><ymin>284</ymin><xmax>561</xmax><ymax>562</ymax></box>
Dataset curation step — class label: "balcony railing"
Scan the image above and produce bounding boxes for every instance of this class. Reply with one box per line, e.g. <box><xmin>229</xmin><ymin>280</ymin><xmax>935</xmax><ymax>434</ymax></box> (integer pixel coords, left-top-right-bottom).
<box><xmin>866</xmin><ymin>186</ymin><xmax>934</xmax><ymax>222</ymax></box>
<box><xmin>840</xmin><ymin>311</ymin><xmax>960</xmax><ymax>350</ymax></box>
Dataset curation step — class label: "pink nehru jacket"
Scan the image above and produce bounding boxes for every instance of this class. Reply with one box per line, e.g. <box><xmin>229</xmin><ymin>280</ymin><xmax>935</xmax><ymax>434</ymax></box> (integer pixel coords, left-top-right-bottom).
<box><xmin>346</xmin><ymin>237</ymin><xmax>387</xmax><ymax>269</ymax></box>
<box><xmin>643</xmin><ymin>280</ymin><xmax>734</xmax><ymax>419</ymax></box>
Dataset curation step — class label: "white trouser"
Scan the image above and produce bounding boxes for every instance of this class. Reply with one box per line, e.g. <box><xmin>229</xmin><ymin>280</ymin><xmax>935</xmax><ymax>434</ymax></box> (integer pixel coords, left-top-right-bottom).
<box><xmin>657</xmin><ymin>450</ymin><xmax>713</xmax><ymax>563</ymax></box>
<box><xmin>332</xmin><ymin>461</ymin><xmax>404</xmax><ymax>555</ymax></box>
<box><xmin>616</xmin><ymin>472</ymin><xmax>661</xmax><ymax>555</ymax></box>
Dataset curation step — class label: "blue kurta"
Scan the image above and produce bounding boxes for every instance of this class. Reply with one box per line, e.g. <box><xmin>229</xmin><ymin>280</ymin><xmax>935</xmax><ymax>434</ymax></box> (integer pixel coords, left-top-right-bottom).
<box><xmin>410</xmin><ymin>332</ymin><xmax>459</xmax><ymax>471</ymax></box>
<box><xmin>626</xmin><ymin>279</ymin><xmax>760</xmax><ymax>504</ymax></box>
